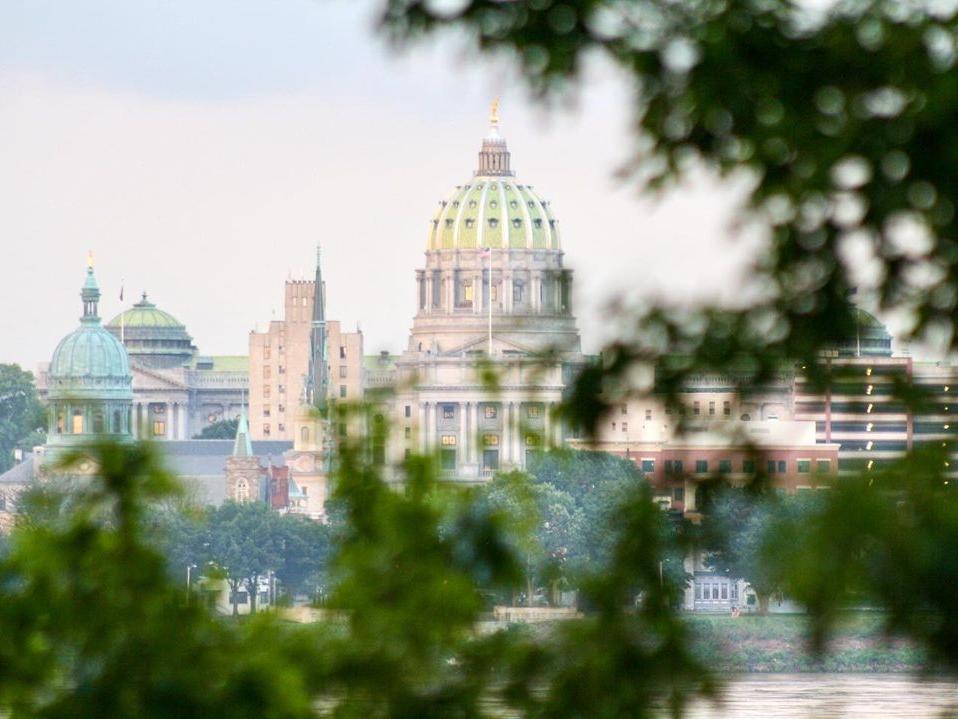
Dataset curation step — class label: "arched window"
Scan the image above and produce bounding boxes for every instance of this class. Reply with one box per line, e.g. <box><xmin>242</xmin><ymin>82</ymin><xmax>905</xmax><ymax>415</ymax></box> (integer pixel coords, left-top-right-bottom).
<box><xmin>235</xmin><ymin>478</ymin><xmax>250</xmax><ymax>502</ymax></box>
<box><xmin>92</xmin><ymin>411</ymin><xmax>105</xmax><ymax>434</ymax></box>
<box><xmin>301</xmin><ymin>426</ymin><xmax>309</xmax><ymax>443</ymax></box>
<box><xmin>56</xmin><ymin>409</ymin><xmax>65</xmax><ymax>434</ymax></box>
<box><xmin>113</xmin><ymin>410</ymin><xmax>122</xmax><ymax>433</ymax></box>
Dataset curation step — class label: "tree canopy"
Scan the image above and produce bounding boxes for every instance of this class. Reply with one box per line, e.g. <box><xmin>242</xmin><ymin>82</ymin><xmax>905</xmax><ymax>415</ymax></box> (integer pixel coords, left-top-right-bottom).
<box><xmin>0</xmin><ymin>364</ymin><xmax>44</xmax><ymax>473</ymax></box>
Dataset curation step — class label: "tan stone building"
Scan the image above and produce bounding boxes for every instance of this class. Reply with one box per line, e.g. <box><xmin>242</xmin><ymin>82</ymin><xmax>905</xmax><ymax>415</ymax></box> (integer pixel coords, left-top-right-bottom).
<box><xmin>248</xmin><ymin>253</ymin><xmax>364</xmax><ymax>441</ymax></box>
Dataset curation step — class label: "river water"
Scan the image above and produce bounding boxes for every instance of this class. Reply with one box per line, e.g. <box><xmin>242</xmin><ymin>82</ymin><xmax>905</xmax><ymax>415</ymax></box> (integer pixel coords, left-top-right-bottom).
<box><xmin>684</xmin><ymin>674</ymin><xmax>958</xmax><ymax>718</ymax></box>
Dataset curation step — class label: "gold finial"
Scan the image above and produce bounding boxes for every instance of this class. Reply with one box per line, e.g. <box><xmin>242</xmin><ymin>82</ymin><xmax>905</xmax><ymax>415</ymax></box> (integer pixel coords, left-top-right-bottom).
<box><xmin>87</xmin><ymin>251</ymin><xmax>94</xmax><ymax>269</ymax></box>
<box><xmin>490</xmin><ymin>98</ymin><xmax>500</xmax><ymax>126</ymax></box>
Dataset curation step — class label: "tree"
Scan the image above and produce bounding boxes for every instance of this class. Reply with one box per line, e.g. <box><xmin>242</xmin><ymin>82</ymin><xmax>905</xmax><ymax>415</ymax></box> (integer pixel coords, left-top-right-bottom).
<box><xmin>192</xmin><ymin>418</ymin><xmax>238</xmax><ymax>440</ymax></box>
<box><xmin>0</xmin><ymin>365</ymin><xmax>44</xmax><ymax>473</ymax></box>
<box><xmin>273</xmin><ymin>513</ymin><xmax>332</xmax><ymax>602</ymax></box>
<box><xmin>0</xmin><ymin>441</ymin><xmax>321</xmax><ymax>718</ymax></box>
<box><xmin>698</xmin><ymin>488</ymin><xmax>798</xmax><ymax>614</ymax></box>
<box><xmin>203</xmin><ymin>501</ymin><xmax>284</xmax><ymax>615</ymax></box>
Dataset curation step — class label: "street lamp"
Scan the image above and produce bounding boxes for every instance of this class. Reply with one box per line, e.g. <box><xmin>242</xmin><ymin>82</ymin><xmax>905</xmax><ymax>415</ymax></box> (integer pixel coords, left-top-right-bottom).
<box><xmin>186</xmin><ymin>563</ymin><xmax>198</xmax><ymax>604</ymax></box>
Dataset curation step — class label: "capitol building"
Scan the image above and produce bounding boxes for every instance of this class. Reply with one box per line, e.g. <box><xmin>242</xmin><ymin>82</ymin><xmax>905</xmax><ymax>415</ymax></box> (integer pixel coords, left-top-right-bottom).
<box><xmin>387</xmin><ymin>109</ymin><xmax>587</xmax><ymax>479</ymax></box>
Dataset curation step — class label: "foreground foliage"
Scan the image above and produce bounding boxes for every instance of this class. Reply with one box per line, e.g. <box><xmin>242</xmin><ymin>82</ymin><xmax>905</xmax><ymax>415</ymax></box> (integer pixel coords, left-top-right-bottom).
<box><xmin>0</xmin><ymin>440</ymin><xmax>710</xmax><ymax>717</ymax></box>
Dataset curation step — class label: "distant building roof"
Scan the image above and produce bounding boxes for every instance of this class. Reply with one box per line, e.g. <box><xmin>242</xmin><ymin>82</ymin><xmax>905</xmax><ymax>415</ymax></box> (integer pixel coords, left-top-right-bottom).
<box><xmin>191</xmin><ymin>355</ymin><xmax>249</xmax><ymax>372</ymax></box>
<box><xmin>0</xmin><ymin>456</ymin><xmax>35</xmax><ymax>486</ymax></box>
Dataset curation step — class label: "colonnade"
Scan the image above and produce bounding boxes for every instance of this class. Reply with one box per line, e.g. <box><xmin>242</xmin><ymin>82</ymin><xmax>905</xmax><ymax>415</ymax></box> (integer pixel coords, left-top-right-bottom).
<box><xmin>417</xmin><ymin>399</ymin><xmax>559</xmax><ymax>475</ymax></box>
<box><xmin>131</xmin><ymin>401</ymin><xmax>189</xmax><ymax>440</ymax></box>
<box><xmin>417</xmin><ymin>268</ymin><xmax>570</xmax><ymax>315</ymax></box>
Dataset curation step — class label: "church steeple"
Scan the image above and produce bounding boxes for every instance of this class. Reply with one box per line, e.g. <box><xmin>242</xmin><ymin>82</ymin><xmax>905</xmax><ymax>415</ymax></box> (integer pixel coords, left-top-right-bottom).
<box><xmin>307</xmin><ymin>245</ymin><xmax>328</xmax><ymax>407</ymax></box>
<box><xmin>233</xmin><ymin>410</ymin><xmax>253</xmax><ymax>457</ymax></box>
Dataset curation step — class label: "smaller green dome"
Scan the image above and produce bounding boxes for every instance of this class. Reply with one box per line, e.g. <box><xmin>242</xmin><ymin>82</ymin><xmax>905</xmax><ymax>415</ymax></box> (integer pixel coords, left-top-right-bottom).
<box><xmin>107</xmin><ymin>293</ymin><xmax>184</xmax><ymax>329</ymax></box>
<box><xmin>48</xmin><ymin>266</ymin><xmax>133</xmax><ymax>401</ymax></box>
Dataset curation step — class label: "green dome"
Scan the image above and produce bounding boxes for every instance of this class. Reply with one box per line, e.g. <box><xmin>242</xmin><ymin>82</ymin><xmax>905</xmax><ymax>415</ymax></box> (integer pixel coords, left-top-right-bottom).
<box><xmin>107</xmin><ymin>294</ymin><xmax>184</xmax><ymax>329</ymax></box>
<box><xmin>48</xmin><ymin>266</ymin><xmax>133</xmax><ymax>402</ymax></box>
<box><xmin>428</xmin><ymin>121</ymin><xmax>560</xmax><ymax>251</ymax></box>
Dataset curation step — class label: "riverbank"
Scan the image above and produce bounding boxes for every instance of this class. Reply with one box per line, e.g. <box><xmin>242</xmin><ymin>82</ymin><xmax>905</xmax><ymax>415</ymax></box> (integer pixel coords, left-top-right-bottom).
<box><xmin>689</xmin><ymin>613</ymin><xmax>924</xmax><ymax>673</ymax></box>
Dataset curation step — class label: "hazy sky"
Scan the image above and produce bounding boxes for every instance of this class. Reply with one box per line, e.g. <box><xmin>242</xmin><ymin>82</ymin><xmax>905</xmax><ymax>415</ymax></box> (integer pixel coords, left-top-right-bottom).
<box><xmin>0</xmin><ymin>0</ymin><xmax>756</xmax><ymax>371</ymax></box>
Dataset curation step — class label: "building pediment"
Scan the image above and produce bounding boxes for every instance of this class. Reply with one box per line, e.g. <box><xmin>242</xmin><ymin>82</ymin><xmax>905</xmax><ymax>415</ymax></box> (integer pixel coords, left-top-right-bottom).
<box><xmin>131</xmin><ymin>365</ymin><xmax>189</xmax><ymax>391</ymax></box>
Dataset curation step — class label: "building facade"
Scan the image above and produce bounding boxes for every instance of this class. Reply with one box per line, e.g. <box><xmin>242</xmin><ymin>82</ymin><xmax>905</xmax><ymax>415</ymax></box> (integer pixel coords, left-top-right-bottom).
<box><xmin>248</xmin><ymin>252</ymin><xmax>364</xmax><ymax>441</ymax></box>
<box><xmin>387</xmin><ymin>109</ymin><xmax>587</xmax><ymax>481</ymax></box>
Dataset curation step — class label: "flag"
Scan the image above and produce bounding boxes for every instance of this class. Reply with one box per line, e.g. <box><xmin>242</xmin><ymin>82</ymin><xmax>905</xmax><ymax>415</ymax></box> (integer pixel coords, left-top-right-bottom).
<box><xmin>119</xmin><ymin>283</ymin><xmax>124</xmax><ymax>302</ymax></box>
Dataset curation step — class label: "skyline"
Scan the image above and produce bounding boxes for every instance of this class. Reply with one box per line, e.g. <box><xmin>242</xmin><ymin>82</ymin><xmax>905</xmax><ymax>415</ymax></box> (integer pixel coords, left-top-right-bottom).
<box><xmin>2</xmin><ymin>0</ymin><xmax>755</xmax><ymax>370</ymax></box>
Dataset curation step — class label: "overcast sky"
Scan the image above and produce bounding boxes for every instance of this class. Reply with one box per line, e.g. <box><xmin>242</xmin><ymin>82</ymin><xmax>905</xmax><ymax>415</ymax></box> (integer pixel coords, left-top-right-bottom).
<box><xmin>0</xmin><ymin>0</ymin><xmax>758</xmax><ymax>371</ymax></box>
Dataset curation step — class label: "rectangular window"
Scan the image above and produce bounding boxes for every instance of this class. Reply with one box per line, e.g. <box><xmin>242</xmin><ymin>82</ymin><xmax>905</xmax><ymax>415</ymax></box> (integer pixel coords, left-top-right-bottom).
<box><xmin>723</xmin><ymin>401</ymin><xmax>731</xmax><ymax>417</ymax></box>
<box><xmin>404</xmin><ymin>405</ymin><xmax>411</xmax><ymax>418</ymax></box>
<box><xmin>440</xmin><ymin>449</ymin><xmax>457</xmax><ymax>470</ymax></box>
<box><xmin>263</xmin><ymin>346</ymin><xmax>271</xmax><ymax>359</ymax></box>
<box><xmin>441</xmin><ymin>435</ymin><xmax>457</xmax><ymax>446</ymax></box>
<box><xmin>709</xmin><ymin>401</ymin><xmax>715</xmax><ymax>416</ymax></box>
<box><xmin>278</xmin><ymin>365</ymin><xmax>285</xmax><ymax>375</ymax></box>
<box><xmin>797</xmin><ymin>459</ymin><xmax>811</xmax><ymax>473</ymax></box>
<box><xmin>263</xmin><ymin>408</ymin><xmax>271</xmax><ymax>418</ymax></box>
<box><xmin>693</xmin><ymin>401</ymin><xmax>700</xmax><ymax>416</ymax></box>
<box><xmin>513</xmin><ymin>280</ymin><xmax>523</xmax><ymax>303</ymax></box>
<box><xmin>778</xmin><ymin>460</ymin><xmax>787</xmax><ymax>473</ymax></box>
<box><xmin>719</xmin><ymin>459</ymin><xmax>732</xmax><ymax>473</ymax></box>
<box><xmin>278</xmin><ymin>404</ymin><xmax>285</xmax><ymax>413</ymax></box>
<box><xmin>816</xmin><ymin>459</ymin><xmax>832</xmax><ymax>474</ymax></box>
<box><xmin>641</xmin><ymin>459</ymin><xmax>655</xmax><ymax>473</ymax></box>
<box><xmin>263</xmin><ymin>385</ymin><xmax>271</xmax><ymax>399</ymax></box>
<box><xmin>404</xmin><ymin>427</ymin><xmax>411</xmax><ymax>439</ymax></box>
<box><xmin>711</xmin><ymin>585</ymin><xmax>720</xmax><ymax>600</ymax></box>
<box><xmin>621</xmin><ymin>405</ymin><xmax>628</xmax><ymax>415</ymax></box>
<box><xmin>695</xmin><ymin>459</ymin><xmax>708</xmax><ymax>474</ymax></box>
<box><xmin>278</xmin><ymin>423</ymin><xmax>285</xmax><ymax>433</ymax></box>
<box><xmin>339</xmin><ymin>346</ymin><xmax>346</xmax><ymax>359</ymax></box>
<box><xmin>665</xmin><ymin>459</ymin><xmax>684</xmax><ymax>475</ymax></box>
<box><xmin>483</xmin><ymin>434</ymin><xmax>499</xmax><ymax>446</ymax></box>
<box><xmin>339</xmin><ymin>365</ymin><xmax>347</xmax><ymax>378</ymax></box>
<box><xmin>443</xmin><ymin>405</ymin><xmax>456</xmax><ymax>419</ymax></box>
<box><xmin>525</xmin><ymin>434</ymin><xmax>540</xmax><ymax>446</ymax></box>
<box><xmin>743</xmin><ymin>459</ymin><xmax>755</xmax><ymax>474</ymax></box>
<box><xmin>153</xmin><ymin>420</ymin><xmax>165</xmax><ymax>437</ymax></box>
<box><xmin>672</xmin><ymin>487</ymin><xmax>685</xmax><ymax>503</ymax></box>
<box><xmin>263</xmin><ymin>366</ymin><xmax>271</xmax><ymax>379</ymax></box>
<box><xmin>731</xmin><ymin>583</ymin><xmax>738</xmax><ymax>601</ymax></box>
<box><xmin>339</xmin><ymin>385</ymin><xmax>347</xmax><ymax>398</ymax></box>
<box><xmin>721</xmin><ymin>584</ymin><xmax>728</xmax><ymax>600</ymax></box>
<box><xmin>621</xmin><ymin>422</ymin><xmax>628</xmax><ymax>432</ymax></box>
<box><xmin>645</xmin><ymin>409</ymin><xmax>652</xmax><ymax>420</ymax></box>
<box><xmin>696</xmin><ymin>583</ymin><xmax>703</xmax><ymax>600</ymax></box>
<box><xmin>484</xmin><ymin>406</ymin><xmax>498</xmax><ymax>419</ymax></box>
<box><xmin>527</xmin><ymin>405</ymin><xmax>542</xmax><ymax>418</ymax></box>
<box><xmin>263</xmin><ymin>424</ymin><xmax>271</xmax><ymax>437</ymax></box>
<box><xmin>768</xmin><ymin>460</ymin><xmax>777</xmax><ymax>474</ymax></box>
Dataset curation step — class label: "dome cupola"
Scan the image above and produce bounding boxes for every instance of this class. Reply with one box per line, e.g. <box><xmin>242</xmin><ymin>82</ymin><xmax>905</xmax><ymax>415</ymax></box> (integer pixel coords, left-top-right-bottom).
<box><xmin>46</xmin><ymin>258</ymin><xmax>134</xmax><ymax>450</ymax></box>
<box><xmin>428</xmin><ymin>105</ymin><xmax>560</xmax><ymax>252</ymax></box>
<box><xmin>106</xmin><ymin>292</ymin><xmax>195</xmax><ymax>368</ymax></box>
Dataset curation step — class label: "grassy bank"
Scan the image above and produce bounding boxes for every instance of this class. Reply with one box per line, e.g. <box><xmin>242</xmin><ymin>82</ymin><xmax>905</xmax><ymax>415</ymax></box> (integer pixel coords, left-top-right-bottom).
<box><xmin>688</xmin><ymin>613</ymin><xmax>925</xmax><ymax>673</ymax></box>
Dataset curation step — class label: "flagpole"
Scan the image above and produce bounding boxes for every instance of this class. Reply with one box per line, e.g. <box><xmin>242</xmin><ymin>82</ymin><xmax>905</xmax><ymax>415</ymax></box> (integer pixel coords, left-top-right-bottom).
<box><xmin>120</xmin><ymin>281</ymin><xmax>125</xmax><ymax>345</ymax></box>
<box><xmin>487</xmin><ymin>247</ymin><xmax>493</xmax><ymax>355</ymax></box>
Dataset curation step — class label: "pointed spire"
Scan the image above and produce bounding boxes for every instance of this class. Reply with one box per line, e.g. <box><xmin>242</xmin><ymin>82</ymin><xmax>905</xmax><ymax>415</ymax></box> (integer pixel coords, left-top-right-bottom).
<box><xmin>476</xmin><ymin>100</ymin><xmax>512</xmax><ymax>177</ymax></box>
<box><xmin>80</xmin><ymin>255</ymin><xmax>101</xmax><ymax>323</ymax></box>
<box><xmin>233</xmin><ymin>410</ymin><xmax>253</xmax><ymax>457</ymax></box>
<box><xmin>307</xmin><ymin>245</ymin><xmax>328</xmax><ymax>407</ymax></box>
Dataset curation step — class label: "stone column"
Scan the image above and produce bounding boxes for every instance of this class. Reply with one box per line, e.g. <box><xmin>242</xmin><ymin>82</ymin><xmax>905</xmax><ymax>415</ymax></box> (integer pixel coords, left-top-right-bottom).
<box><xmin>513</xmin><ymin>403</ymin><xmax>522</xmax><ymax>467</ymax></box>
<box><xmin>531</xmin><ymin>271</ymin><xmax>541</xmax><ymax>314</ymax></box>
<box><xmin>432</xmin><ymin>403</ymin><xmax>440</xmax><ymax>449</ymax></box>
<box><xmin>166</xmin><ymin>403</ymin><xmax>174</xmax><ymax>440</ymax></box>
<box><xmin>500</xmin><ymin>403</ymin><xmax>508</xmax><ymax>465</ymax></box>
<box><xmin>179</xmin><ymin>403</ymin><xmax>188</xmax><ymax>439</ymax></box>
<box><xmin>544</xmin><ymin>402</ymin><xmax>552</xmax><ymax>449</ymax></box>
<box><xmin>419</xmin><ymin>402</ymin><xmax>428</xmax><ymax>453</ymax></box>
<box><xmin>470</xmin><ymin>403</ymin><xmax>479</xmax><ymax>464</ymax></box>
<box><xmin>504</xmin><ymin>271</ymin><xmax>513</xmax><ymax>313</ymax></box>
<box><xmin>459</xmin><ymin>403</ymin><xmax>467</xmax><ymax>461</ymax></box>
